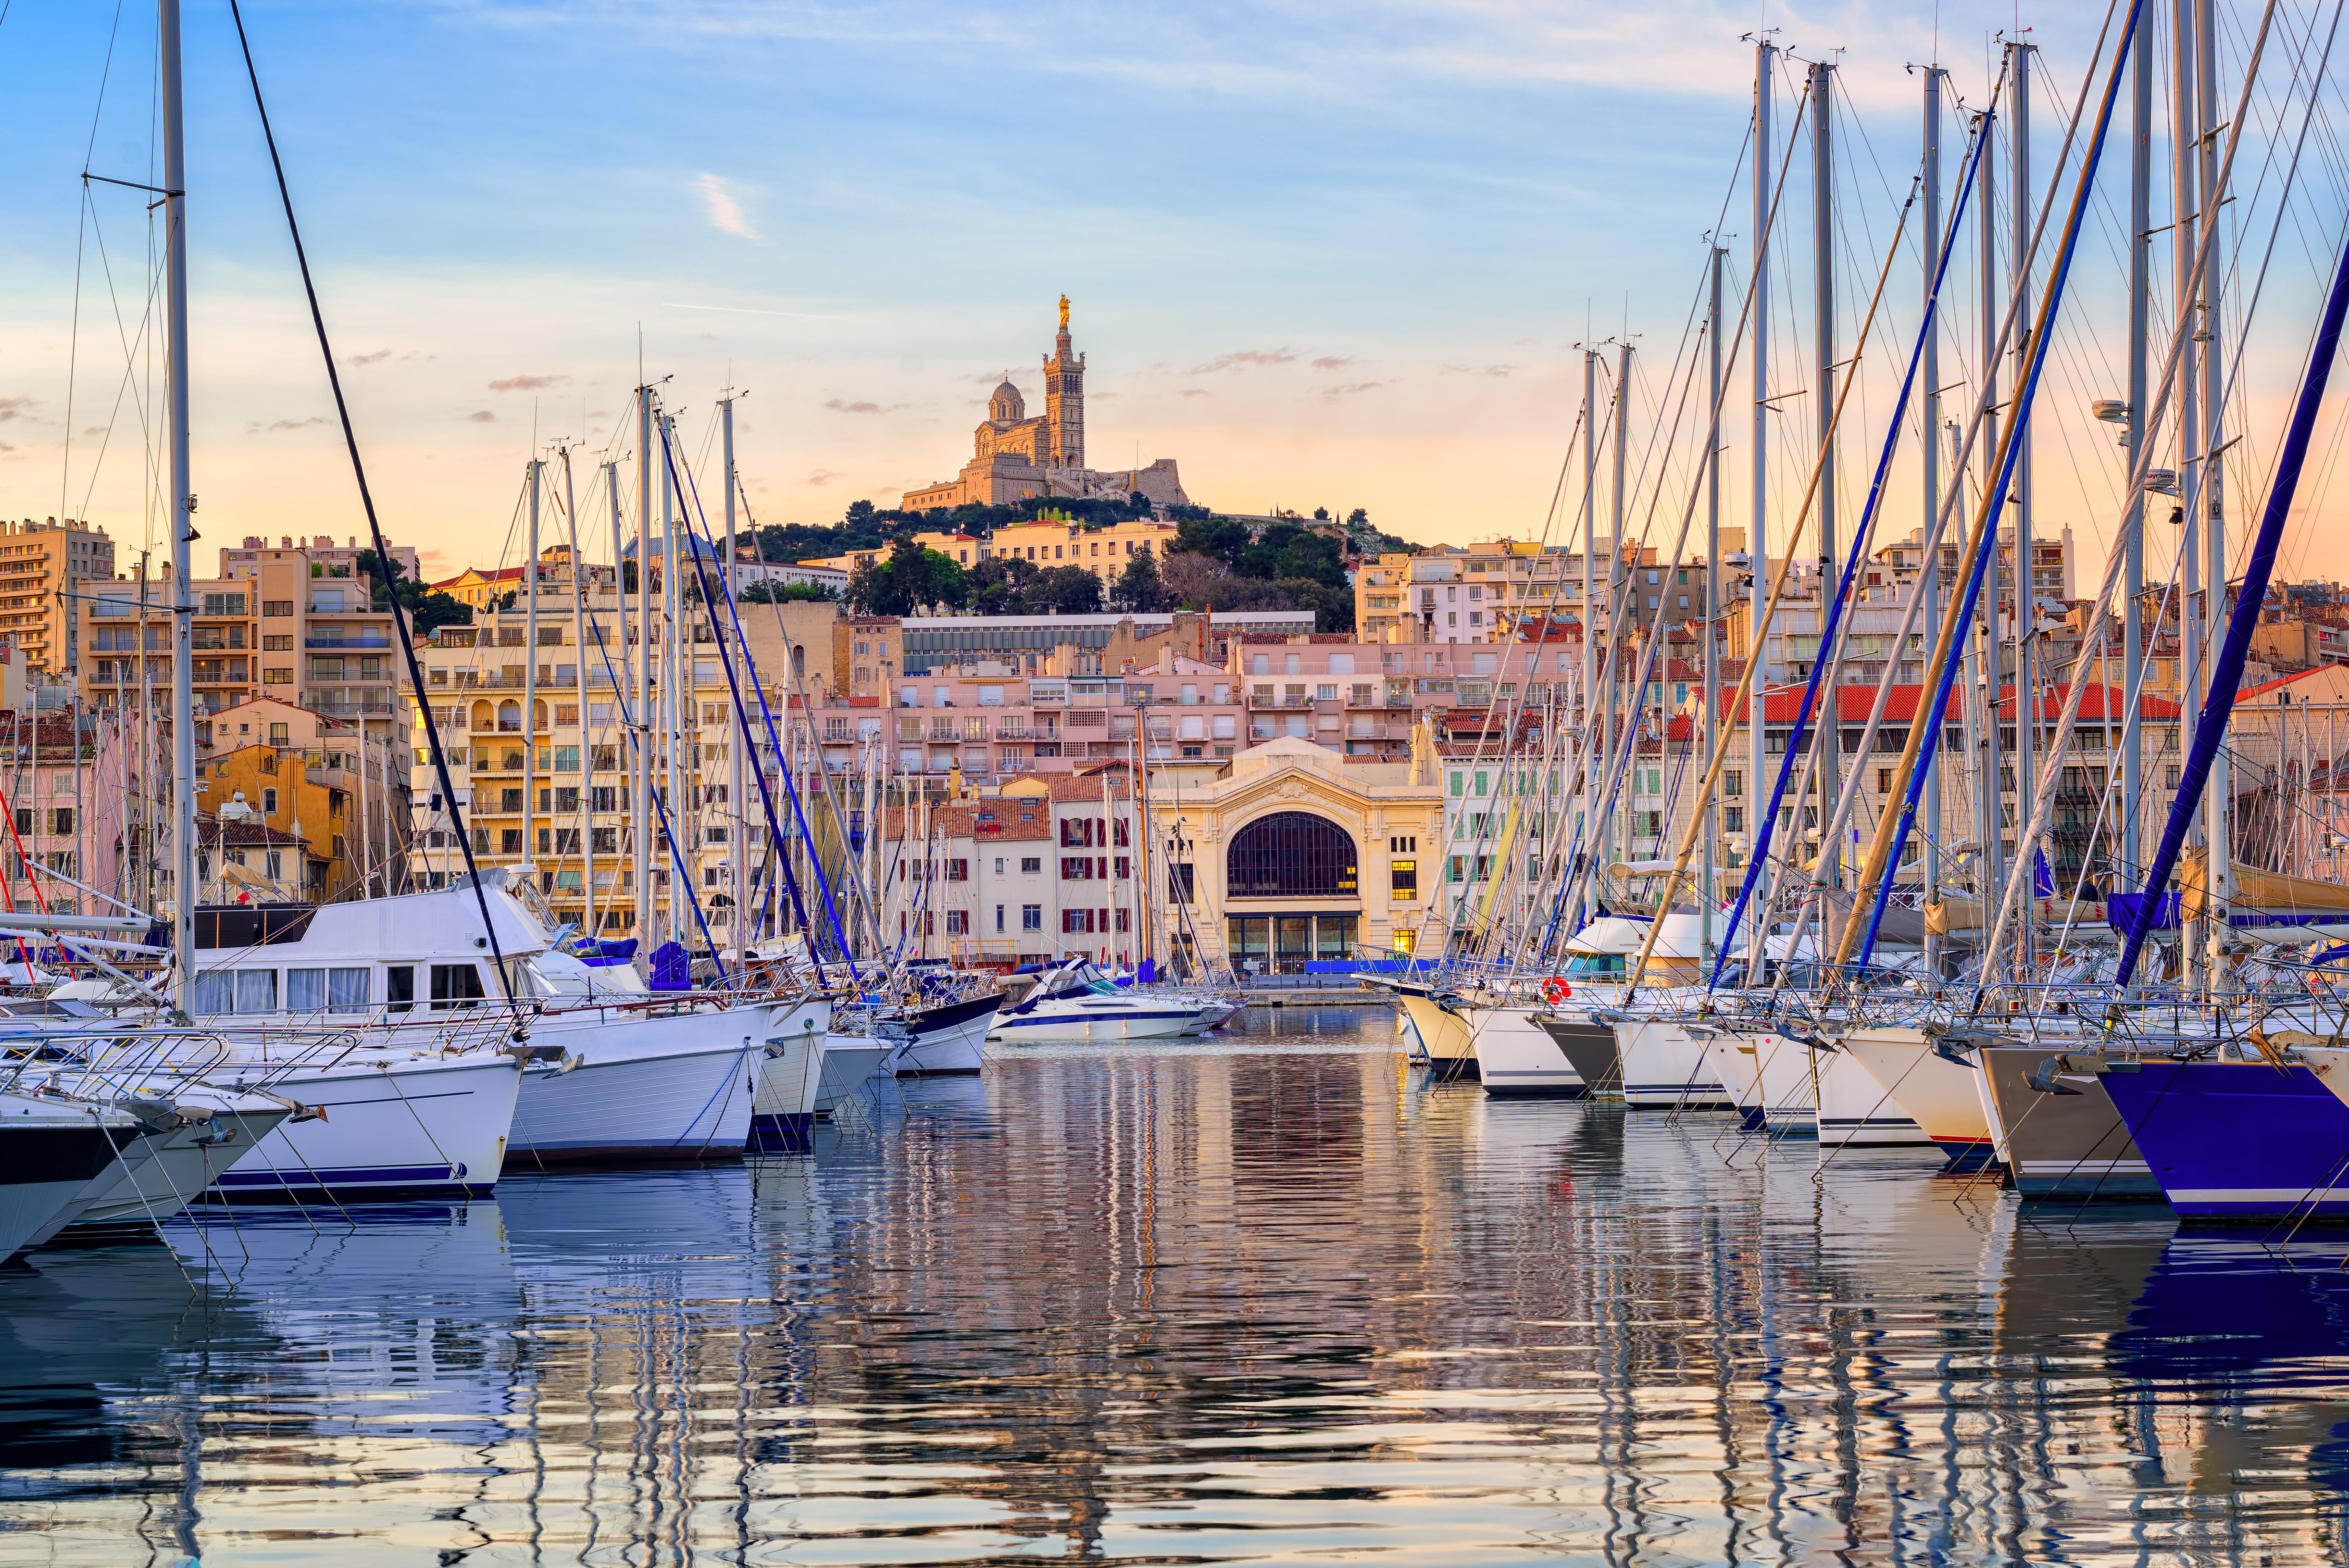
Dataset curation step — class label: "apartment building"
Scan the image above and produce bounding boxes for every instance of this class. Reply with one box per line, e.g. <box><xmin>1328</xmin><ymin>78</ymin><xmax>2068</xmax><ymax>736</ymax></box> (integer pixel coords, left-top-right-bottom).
<box><xmin>0</xmin><ymin>710</ymin><xmax>127</xmax><ymax>918</ymax></box>
<box><xmin>0</xmin><ymin>517</ymin><xmax>116</xmax><ymax>673</ymax></box>
<box><xmin>403</xmin><ymin>581</ymin><xmax>742</xmax><ymax>941</ymax></box>
<box><xmin>811</xmin><ymin>516</ymin><xmax>1180</xmax><ymax>586</ymax></box>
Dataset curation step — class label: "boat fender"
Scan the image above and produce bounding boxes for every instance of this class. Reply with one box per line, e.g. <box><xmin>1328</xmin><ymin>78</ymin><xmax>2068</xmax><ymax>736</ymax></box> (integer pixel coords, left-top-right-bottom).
<box><xmin>1541</xmin><ymin>977</ymin><xmax>1572</xmax><ymax>1005</ymax></box>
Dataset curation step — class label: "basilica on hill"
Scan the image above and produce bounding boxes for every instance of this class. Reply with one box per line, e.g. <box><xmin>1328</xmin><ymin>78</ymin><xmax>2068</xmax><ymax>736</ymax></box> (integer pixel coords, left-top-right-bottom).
<box><xmin>900</xmin><ymin>298</ymin><xmax>1192</xmax><ymax>513</ymax></box>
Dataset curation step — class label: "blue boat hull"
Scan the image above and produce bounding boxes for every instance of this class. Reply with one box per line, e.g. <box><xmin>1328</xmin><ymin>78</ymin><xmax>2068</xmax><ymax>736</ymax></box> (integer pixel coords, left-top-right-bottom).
<box><xmin>2102</xmin><ymin>1061</ymin><xmax>2349</xmax><ymax>1220</ymax></box>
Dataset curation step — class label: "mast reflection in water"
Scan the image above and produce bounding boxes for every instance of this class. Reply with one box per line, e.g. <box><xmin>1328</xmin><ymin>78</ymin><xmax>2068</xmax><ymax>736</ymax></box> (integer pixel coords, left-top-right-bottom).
<box><xmin>3</xmin><ymin>1006</ymin><xmax>2346</xmax><ymax>1562</ymax></box>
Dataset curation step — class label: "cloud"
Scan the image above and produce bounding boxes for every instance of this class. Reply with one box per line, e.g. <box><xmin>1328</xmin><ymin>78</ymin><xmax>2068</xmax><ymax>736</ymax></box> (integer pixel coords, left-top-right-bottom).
<box><xmin>694</xmin><ymin>173</ymin><xmax>757</xmax><ymax>240</ymax></box>
<box><xmin>1178</xmin><ymin>388</ymin><xmax>1212</xmax><ymax>398</ymax></box>
<box><xmin>1441</xmin><ymin>363</ymin><xmax>1515</xmax><ymax>378</ymax></box>
<box><xmin>1312</xmin><ymin>355</ymin><xmax>1353</xmax><ymax>371</ymax></box>
<box><xmin>489</xmin><ymin>374</ymin><xmax>566</xmax><ymax>392</ymax></box>
<box><xmin>247</xmin><ymin>416</ymin><xmax>330</xmax><ymax>434</ymax></box>
<box><xmin>1322</xmin><ymin>381</ymin><xmax>1384</xmax><ymax>399</ymax></box>
<box><xmin>349</xmin><ymin>349</ymin><xmax>394</xmax><ymax>366</ymax></box>
<box><xmin>805</xmin><ymin>468</ymin><xmax>844</xmax><ymax>487</ymax></box>
<box><xmin>0</xmin><ymin>397</ymin><xmax>34</xmax><ymax>423</ymax></box>
<box><xmin>1188</xmin><ymin>348</ymin><xmax>1295</xmax><ymax>373</ymax></box>
<box><xmin>465</xmin><ymin>410</ymin><xmax>497</xmax><ymax>423</ymax></box>
<box><xmin>824</xmin><ymin>398</ymin><xmax>905</xmax><ymax>415</ymax></box>
<box><xmin>81</xmin><ymin>426</ymin><xmax>107</xmax><ymax>437</ymax></box>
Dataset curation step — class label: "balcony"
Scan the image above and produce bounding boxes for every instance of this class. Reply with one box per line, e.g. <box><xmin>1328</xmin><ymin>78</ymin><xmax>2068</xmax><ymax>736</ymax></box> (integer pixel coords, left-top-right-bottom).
<box><xmin>307</xmin><ymin>633</ymin><xmax>391</xmax><ymax>649</ymax></box>
<box><xmin>993</xmin><ymin>725</ymin><xmax>1056</xmax><ymax>742</ymax></box>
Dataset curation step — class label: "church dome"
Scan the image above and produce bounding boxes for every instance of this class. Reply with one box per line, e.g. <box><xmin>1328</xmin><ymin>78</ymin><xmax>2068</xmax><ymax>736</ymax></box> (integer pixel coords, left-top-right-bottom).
<box><xmin>988</xmin><ymin>378</ymin><xmax>1026</xmax><ymax>424</ymax></box>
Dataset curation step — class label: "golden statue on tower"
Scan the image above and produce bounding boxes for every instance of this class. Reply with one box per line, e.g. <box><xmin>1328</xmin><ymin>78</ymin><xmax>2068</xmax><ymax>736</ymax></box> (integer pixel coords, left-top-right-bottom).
<box><xmin>1059</xmin><ymin>293</ymin><xmax>1070</xmax><ymax>330</ymax></box>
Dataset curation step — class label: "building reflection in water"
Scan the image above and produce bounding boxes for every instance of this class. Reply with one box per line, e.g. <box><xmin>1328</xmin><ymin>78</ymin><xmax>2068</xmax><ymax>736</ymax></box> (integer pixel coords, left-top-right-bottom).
<box><xmin>7</xmin><ymin>1009</ymin><xmax>2349</xmax><ymax>1562</ymax></box>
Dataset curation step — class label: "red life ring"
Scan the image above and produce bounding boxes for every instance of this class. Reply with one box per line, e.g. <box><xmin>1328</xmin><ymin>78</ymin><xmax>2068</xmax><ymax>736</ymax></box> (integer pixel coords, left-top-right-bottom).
<box><xmin>1542</xmin><ymin>977</ymin><xmax>1572</xmax><ymax>1005</ymax></box>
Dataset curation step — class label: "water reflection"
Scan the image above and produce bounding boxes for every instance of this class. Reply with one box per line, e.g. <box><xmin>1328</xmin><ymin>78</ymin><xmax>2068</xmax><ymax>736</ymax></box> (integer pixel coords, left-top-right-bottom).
<box><xmin>9</xmin><ymin>1006</ymin><xmax>2349</xmax><ymax>1561</ymax></box>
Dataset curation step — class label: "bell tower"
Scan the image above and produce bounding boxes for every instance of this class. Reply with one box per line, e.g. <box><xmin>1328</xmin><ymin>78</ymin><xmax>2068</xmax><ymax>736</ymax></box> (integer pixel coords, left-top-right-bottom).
<box><xmin>1043</xmin><ymin>294</ymin><xmax>1085</xmax><ymax>469</ymax></box>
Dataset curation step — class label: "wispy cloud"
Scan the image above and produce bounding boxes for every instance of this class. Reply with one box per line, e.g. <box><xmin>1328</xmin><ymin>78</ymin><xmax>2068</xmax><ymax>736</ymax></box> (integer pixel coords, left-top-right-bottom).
<box><xmin>1322</xmin><ymin>381</ymin><xmax>1383</xmax><ymax>400</ymax></box>
<box><xmin>350</xmin><ymin>349</ymin><xmax>394</xmax><ymax>366</ymax></box>
<box><xmin>1312</xmin><ymin>355</ymin><xmax>1353</xmax><ymax>371</ymax></box>
<box><xmin>465</xmin><ymin>410</ymin><xmax>497</xmax><ymax>423</ymax></box>
<box><xmin>489</xmin><ymin>374</ymin><xmax>566</xmax><ymax>392</ymax></box>
<box><xmin>805</xmin><ymin>467</ymin><xmax>844</xmax><ymax>486</ymax></box>
<box><xmin>247</xmin><ymin>416</ymin><xmax>329</xmax><ymax>434</ymax></box>
<box><xmin>694</xmin><ymin>173</ymin><xmax>758</xmax><ymax>239</ymax></box>
<box><xmin>1178</xmin><ymin>388</ymin><xmax>1211</xmax><ymax>398</ymax></box>
<box><xmin>824</xmin><ymin>398</ymin><xmax>904</xmax><ymax>415</ymax></box>
<box><xmin>1441</xmin><ymin>363</ymin><xmax>1514</xmax><ymax>377</ymax></box>
<box><xmin>0</xmin><ymin>397</ymin><xmax>35</xmax><ymax>423</ymax></box>
<box><xmin>1189</xmin><ymin>348</ymin><xmax>1295</xmax><ymax>373</ymax></box>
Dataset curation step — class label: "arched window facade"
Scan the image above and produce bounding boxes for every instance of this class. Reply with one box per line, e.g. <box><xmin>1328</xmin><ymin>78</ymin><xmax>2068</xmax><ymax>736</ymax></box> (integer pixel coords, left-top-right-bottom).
<box><xmin>1227</xmin><ymin>812</ymin><xmax>1357</xmax><ymax>898</ymax></box>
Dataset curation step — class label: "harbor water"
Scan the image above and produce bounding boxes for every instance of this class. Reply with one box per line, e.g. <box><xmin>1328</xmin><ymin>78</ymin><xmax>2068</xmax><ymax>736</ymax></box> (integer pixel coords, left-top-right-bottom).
<box><xmin>4</xmin><ymin>1005</ymin><xmax>2346</xmax><ymax>1563</ymax></box>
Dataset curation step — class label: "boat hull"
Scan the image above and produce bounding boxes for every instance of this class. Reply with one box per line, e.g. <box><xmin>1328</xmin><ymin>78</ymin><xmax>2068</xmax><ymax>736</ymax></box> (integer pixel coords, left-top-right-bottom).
<box><xmin>1750</xmin><ymin>1032</ymin><xmax>1819</xmax><ymax>1135</ymax></box>
<box><xmin>1705</xmin><ymin>1035</ymin><xmax>1766</xmax><ymax>1130</ymax></box>
<box><xmin>814</xmin><ymin>1041</ymin><xmax>890</xmax><ymax>1118</ymax></box>
<box><xmin>0</xmin><ymin>1119</ymin><xmax>138</xmax><ymax>1260</ymax></box>
<box><xmin>2102</xmin><ymin>1060</ymin><xmax>2349</xmax><ymax>1219</ymax></box>
<box><xmin>1976</xmin><ymin>1045</ymin><xmax>2160</xmax><ymax>1196</ymax></box>
<box><xmin>1814</xmin><ymin>1043</ymin><xmax>1933</xmax><ymax>1147</ymax></box>
<box><xmin>1464</xmin><ymin>1005</ymin><xmax>1582</xmax><ymax>1097</ymax></box>
<box><xmin>1611</xmin><ymin>1019</ymin><xmax>1733</xmax><ymax>1108</ymax></box>
<box><xmin>53</xmin><ymin>1106</ymin><xmax>291</xmax><ymax>1236</ymax></box>
<box><xmin>1839</xmin><ymin>1027</ymin><xmax>1995</xmax><ymax>1165</ymax></box>
<box><xmin>513</xmin><ymin>1009</ymin><xmax>763</xmax><ymax>1163</ymax></box>
<box><xmin>208</xmin><ymin>1055</ymin><xmax>523</xmax><ymax>1202</ymax></box>
<box><xmin>1394</xmin><ymin>991</ymin><xmax>1479</xmax><ymax>1083</ymax></box>
<box><xmin>1537</xmin><ymin>1016</ymin><xmax>1619</xmax><ymax>1098</ymax></box>
<box><xmin>990</xmin><ymin>1001</ymin><xmax>1200</xmax><ymax>1043</ymax></box>
<box><xmin>751</xmin><ymin>997</ymin><xmax>832</xmax><ymax>1153</ymax></box>
<box><xmin>890</xmin><ymin>994</ymin><xmax>1002</xmax><ymax>1075</ymax></box>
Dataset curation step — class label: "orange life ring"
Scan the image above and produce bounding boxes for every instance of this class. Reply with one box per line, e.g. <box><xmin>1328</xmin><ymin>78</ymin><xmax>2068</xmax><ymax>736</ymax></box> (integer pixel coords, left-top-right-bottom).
<box><xmin>1542</xmin><ymin>977</ymin><xmax>1572</xmax><ymax>1005</ymax></box>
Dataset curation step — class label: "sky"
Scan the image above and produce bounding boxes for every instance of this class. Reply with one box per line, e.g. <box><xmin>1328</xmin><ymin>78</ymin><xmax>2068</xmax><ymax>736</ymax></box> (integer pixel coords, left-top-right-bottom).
<box><xmin>0</xmin><ymin>0</ymin><xmax>2335</xmax><ymax>586</ymax></box>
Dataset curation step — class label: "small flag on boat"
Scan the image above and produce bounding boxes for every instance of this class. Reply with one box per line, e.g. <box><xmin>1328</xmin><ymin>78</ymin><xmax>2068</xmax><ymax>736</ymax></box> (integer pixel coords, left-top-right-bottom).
<box><xmin>2034</xmin><ymin>848</ymin><xmax>2053</xmax><ymax>898</ymax></box>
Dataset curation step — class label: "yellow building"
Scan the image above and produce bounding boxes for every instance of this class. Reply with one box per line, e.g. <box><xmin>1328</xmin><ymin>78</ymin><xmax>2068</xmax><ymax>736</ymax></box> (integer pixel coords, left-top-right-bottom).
<box><xmin>1145</xmin><ymin>733</ymin><xmax>1443</xmax><ymax>973</ymax></box>
<box><xmin>196</xmin><ymin>739</ymin><xmax>359</xmax><ymax>899</ymax></box>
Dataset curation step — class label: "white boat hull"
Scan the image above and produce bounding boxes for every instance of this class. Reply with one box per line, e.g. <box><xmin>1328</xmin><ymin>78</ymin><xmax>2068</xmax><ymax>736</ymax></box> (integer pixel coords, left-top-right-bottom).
<box><xmin>0</xmin><ymin>1105</ymin><xmax>137</xmax><ymax>1259</ymax></box>
<box><xmin>53</xmin><ymin>1105</ymin><xmax>292</xmax><ymax>1236</ymax></box>
<box><xmin>208</xmin><ymin>1054</ymin><xmax>524</xmax><ymax>1202</ymax></box>
<box><xmin>1612</xmin><ymin>1019</ymin><xmax>1734</xmax><ymax>1108</ymax></box>
<box><xmin>1467</xmin><ymin>1005</ymin><xmax>1583</xmax><ymax>1097</ymax></box>
<box><xmin>1748</xmin><ymin>1031</ymin><xmax>1820</xmax><ymax>1135</ymax></box>
<box><xmin>751</xmin><ymin>997</ymin><xmax>832</xmax><ymax>1152</ymax></box>
<box><xmin>1705</xmin><ymin>1035</ymin><xmax>1764</xmax><ymax>1128</ymax></box>
<box><xmin>814</xmin><ymin>1041</ymin><xmax>890</xmax><ymax>1117</ymax></box>
<box><xmin>513</xmin><ymin>1007</ymin><xmax>765</xmax><ymax>1163</ymax></box>
<box><xmin>889</xmin><ymin>994</ymin><xmax>1003</xmax><ymax>1076</ymax></box>
<box><xmin>1839</xmin><ymin>1027</ymin><xmax>1993</xmax><ymax>1164</ymax></box>
<box><xmin>1814</xmin><ymin>1042</ymin><xmax>1933</xmax><ymax>1148</ymax></box>
<box><xmin>990</xmin><ymin>999</ymin><xmax>1200</xmax><ymax>1043</ymax></box>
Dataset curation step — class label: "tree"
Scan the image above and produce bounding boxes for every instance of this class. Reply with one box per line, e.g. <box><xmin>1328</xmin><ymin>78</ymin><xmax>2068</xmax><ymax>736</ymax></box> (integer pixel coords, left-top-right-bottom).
<box><xmin>1172</xmin><ymin>514</ymin><xmax>1251</xmax><ymax>566</ymax></box>
<box><xmin>1312</xmin><ymin>506</ymin><xmax>1330</xmax><ymax>520</ymax></box>
<box><xmin>844</xmin><ymin>498</ymin><xmax>877</xmax><ymax>529</ymax></box>
<box><xmin>741</xmin><ymin>579</ymin><xmax>835</xmax><ymax>604</ymax></box>
<box><xmin>1110</xmin><ymin>546</ymin><xmax>1166</xmax><ymax>613</ymax></box>
<box><xmin>411</xmin><ymin>591</ymin><xmax>474</xmax><ymax>633</ymax></box>
<box><xmin>846</xmin><ymin>538</ymin><xmax>967</xmax><ymax>616</ymax></box>
<box><xmin>1236</xmin><ymin>522</ymin><xmax>1344</xmax><ymax>588</ymax></box>
<box><xmin>357</xmin><ymin>547</ymin><xmax>472</xmax><ymax>631</ymax></box>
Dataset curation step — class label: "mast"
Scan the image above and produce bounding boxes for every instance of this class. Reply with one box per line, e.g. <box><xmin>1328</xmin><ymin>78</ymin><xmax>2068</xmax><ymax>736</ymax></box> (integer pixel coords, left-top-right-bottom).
<box><xmin>1811</xmin><ymin>59</ymin><xmax>1839</xmax><ymax>893</ymax></box>
<box><xmin>1580</xmin><ymin>348</ymin><xmax>1599</xmax><ymax>929</ymax></box>
<box><xmin>1611</xmin><ymin>341</ymin><xmax>1631</xmax><ymax>875</ymax></box>
<box><xmin>633</xmin><ymin>389</ymin><xmax>653</xmax><ymax>945</ymax></box>
<box><xmin>1748</xmin><ymin>36</ymin><xmax>1773</xmax><ymax>961</ymax></box>
<box><xmin>723</xmin><ymin>393</ymin><xmax>745</xmax><ymax>965</ymax></box>
<box><xmin>565</xmin><ymin>449</ymin><xmax>593</xmax><ymax>941</ymax></box>
<box><xmin>2009</xmin><ymin>38</ymin><xmax>2036</xmax><ymax>968</ymax></box>
<box><xmin>1921</xmin><ymin>64</ymin><xmax>1944</xmax><ymax>977</ymax></box>
<box><xmin>1704</xmin><ymin>243</ymin><xmax>1725</xmax><ymax>961</ymax></box>
<box><xmin>160</xmin><ymin>0</ymin><xmax>196</xmax><ymax>1005</ymax></box>
<box><xmin>2195</xmin><ymin>0</ymin><xmax>2229</xmax><ymax>987</ymax></box>
<box><xmin>523</xmin><ymin>457</ymin><xmax>540</xmax><ymax>897</ymax></box>
<box><xmin>1977</xmin><ymin>96</ymin><xmax>2005</xmax><ymax>929</ymax></box>
<box><xmin>661</xmin><ymin>413</ymin><xmax>684</xmax><ymax>947</ymax></box>
<box><xmin>2124</xmin><ymin>0</ymin><xmax>2151</xmax><ymax>907</ymax></box>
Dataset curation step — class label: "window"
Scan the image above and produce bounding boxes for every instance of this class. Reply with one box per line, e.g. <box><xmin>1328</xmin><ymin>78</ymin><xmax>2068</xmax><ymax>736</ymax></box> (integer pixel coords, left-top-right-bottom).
<box><xmin>946</xmin><ymin>859</ymin><xmax>969</xmax><ymax>882</ymax></box>
<box><xmin>261</xmin><ymin>787</ymin><xmax>279</xmax><ymax>816</ymax></box>
<box><xmin>1724</xmin><ymin>806</ymin><xmax>1744</xmax><ymax>834</ymax></box>
<box><xmin>46</xmin><ymin>806</ymin><xmax>72</xmax><ymax>836</ymax></box>
<box><xmin>1021</xmin><ymin>903</ymin><xmax>1043</xmax><ymax>932</ymax></box>
<box><xmin>1020</xmin><ymin>856</ymin><xmax>1041</xmax><ymax>874</ymax></box>
<box><xmin>287</xmin><ymin>966</ymin><xmax>369</xmax><ymax>1012</ymax></box>
<box><xmin>1062</xmin><ymin>908</ymin><xmax>1097</xmax><ymax>933</ymax></box>
<box><xmin>1389</xmin><ymin>835</ymin><xmax>1417</xmax><ymax>853</ymax></box>
<box><xmin>262</xmin><ymin>599</ymin><xmax>293</xmax><ymax>617</ymax></box>
<box><xmin>1227</xmin><ymin>812</ymin><xmax>1357</xmax><ymax>897</ymax></box>
<box><xmin>1061</xmin><ymin>856</ymin><xmax>1095</xmax><ymax>880</ymax></box>
<box><xmin>431</xmin><ymin>962</ymin><xmax>486</xmax><ymax>1008</ymax></box>
<box><xmin>1390</xmin><ymin>859</ymin><xmax>1418</xmax><ymax>900</ymax></box>
<box><xmin>995</xmin><ymin>904</ymin><xmax>1005</xmax><ymax>932</ymax></box>
<box><xmin>262</xmin><ymin>668</ymin><xmax>293</xmax><ymax>685</ymax></box>
<box><xmin>1169</xmin><ymin>863</ymin><xmax>1196</xmax><ymax>903</ymax></box>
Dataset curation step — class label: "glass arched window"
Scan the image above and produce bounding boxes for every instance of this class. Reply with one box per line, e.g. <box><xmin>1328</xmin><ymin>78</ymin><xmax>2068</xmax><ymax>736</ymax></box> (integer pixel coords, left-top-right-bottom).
<box><xmin>1227</xmin><ymin>812</ymin><xmax>1357</xmax><ymax>898</ymax></box>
